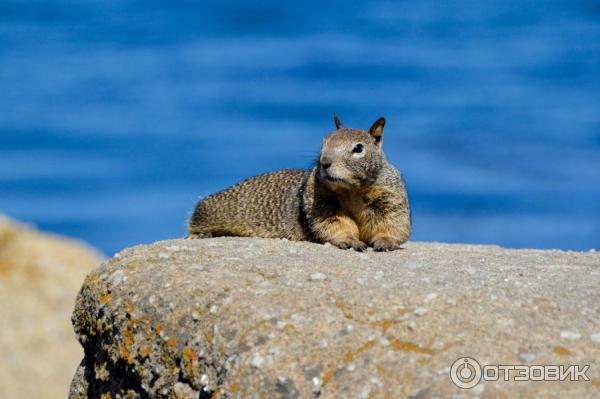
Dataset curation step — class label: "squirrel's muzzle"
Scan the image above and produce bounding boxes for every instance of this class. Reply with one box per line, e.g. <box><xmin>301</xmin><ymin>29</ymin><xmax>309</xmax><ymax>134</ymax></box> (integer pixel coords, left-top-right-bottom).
<box><xmin>320</xmin><ymin>156</ymin><xmax>332</xmax><ymax>169</ymax></box>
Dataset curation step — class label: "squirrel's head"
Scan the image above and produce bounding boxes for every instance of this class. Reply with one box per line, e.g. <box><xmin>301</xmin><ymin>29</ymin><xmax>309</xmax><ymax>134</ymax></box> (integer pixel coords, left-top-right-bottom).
<box><xmin>316</xmin><ymin>114</ymin><xmax>387</xmax><ymax>190</ymax></box>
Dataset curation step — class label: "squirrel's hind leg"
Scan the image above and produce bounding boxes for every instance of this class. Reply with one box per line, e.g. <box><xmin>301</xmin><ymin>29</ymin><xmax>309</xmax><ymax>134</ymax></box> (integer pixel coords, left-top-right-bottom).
<box><xmin>186</xmin><ymin>231</ymin><xmax>213</xmax><ymax>239</ymax></box>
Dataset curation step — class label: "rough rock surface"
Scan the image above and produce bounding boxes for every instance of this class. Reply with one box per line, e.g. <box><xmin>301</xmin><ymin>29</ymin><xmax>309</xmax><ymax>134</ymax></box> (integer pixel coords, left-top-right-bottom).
<box><xmin>0</xmin><ymin>215</ymin><xmax>103</xmax><ymax>399</ymax></box>
<box><xmin>70</xmin><ymin>238</ymin><xmax>600</xmax><ymax>398</ymax></box>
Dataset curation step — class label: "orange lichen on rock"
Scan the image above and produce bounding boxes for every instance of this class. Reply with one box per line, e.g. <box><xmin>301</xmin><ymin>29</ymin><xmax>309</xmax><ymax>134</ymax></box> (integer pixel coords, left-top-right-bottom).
<box><xmin>371</xmin><ymin>319</ymin><xmax>394</xmax><ymax>332</ymax></box>
<box><xmin>335</xmin><ymin>298</ymin><xmax>354</xmax><ymax>320</ymax></box>
<box><xmin>389</xmin><ymin>337</ymin><xmax>435</xmax><ymax>356</ymax></box>
<box><xmin>100</xmin><ymin>292</ymin><xmax>112</xmax><ymax>303</ymax></box>
<box><xmin>140</xmin><ymin>345</ymin><xmax>151</xmax><ymax>358</ymax></box>
<box><xmin>553</xmin><ymin>345</ymin><xmax>571</xmax><ymax>356</ymax></box>
<box><xmin>344</xmin><ymin>339</ymin><xmax>376</xmax><ymax>363</ymax></box>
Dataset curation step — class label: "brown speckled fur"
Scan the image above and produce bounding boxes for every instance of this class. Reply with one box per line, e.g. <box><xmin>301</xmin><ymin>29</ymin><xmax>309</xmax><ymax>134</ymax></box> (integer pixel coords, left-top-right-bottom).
<box><xmin>188</xmin><ymin>116</ymin><xmax>411</xmax><ymax>251</ymax></box>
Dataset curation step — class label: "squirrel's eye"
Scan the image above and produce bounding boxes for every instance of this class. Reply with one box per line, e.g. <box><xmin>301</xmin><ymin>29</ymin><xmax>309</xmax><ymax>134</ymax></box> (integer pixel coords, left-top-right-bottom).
<box><xmin>352</xmin><ymin>144</ymin><xmax>364</xmax><ymax>153</ymax></box>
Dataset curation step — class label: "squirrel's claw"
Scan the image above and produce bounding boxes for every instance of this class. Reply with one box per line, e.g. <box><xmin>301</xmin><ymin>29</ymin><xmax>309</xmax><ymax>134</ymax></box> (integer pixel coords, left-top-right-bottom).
<box><xmin>331</xmin><ymin>238</ymin><xmax>368</xmax><ymax>252</ymax></box>
<box><xmin>371</xmin><ymin>236</ymin><xmax>402</xmax><ymax>252</ymax></box>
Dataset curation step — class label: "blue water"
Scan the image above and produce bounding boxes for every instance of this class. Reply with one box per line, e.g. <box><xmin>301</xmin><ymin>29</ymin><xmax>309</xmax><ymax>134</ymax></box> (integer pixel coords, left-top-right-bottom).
<box><xmin>1</xmin><ymin>1</ymin><xmax>599</xmax><ymax>255</ymax></box>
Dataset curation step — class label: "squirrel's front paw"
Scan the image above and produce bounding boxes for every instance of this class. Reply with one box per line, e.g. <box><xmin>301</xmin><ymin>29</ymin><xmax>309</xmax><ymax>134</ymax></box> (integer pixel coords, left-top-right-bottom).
<box><xmin>371</xmin><ymin>236</ymin><xmax>402</xmax><ymax>252</ymax></box>
<box><xmin>331</xmin><ymin>238</ymin><xmax>368</xmax><ymax>252</ymax></box>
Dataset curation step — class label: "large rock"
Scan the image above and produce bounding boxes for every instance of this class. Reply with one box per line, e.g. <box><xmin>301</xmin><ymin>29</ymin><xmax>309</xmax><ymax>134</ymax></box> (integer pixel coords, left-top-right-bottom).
<box><xmin>0</xmin><ymin>215</ymin><xmax>103</xmax><ymax>399</ymax></box>
<box><xmin>70</xmin><ymin>238</ymin><xmax>600</xmax><ymax>398</ymax></box>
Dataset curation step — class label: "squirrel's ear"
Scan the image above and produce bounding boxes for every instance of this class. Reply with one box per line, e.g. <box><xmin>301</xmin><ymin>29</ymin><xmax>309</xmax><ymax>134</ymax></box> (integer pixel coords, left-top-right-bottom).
<box><xmin>333</xmin><ymin>113</ymin><xmax>344</xmax><ymax>129</ymax></box>
<box><xmin>369</xmin><ymin>117</ymin><xmax>385</xmax><ymax>146</ymax></box>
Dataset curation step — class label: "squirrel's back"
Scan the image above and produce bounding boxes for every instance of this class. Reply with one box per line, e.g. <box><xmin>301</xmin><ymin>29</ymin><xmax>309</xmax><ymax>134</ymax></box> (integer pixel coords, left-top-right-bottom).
<box><xmin>188</xmin><ymin>169</ymin><xmax>311</xmax><ymax>240</ymax></box>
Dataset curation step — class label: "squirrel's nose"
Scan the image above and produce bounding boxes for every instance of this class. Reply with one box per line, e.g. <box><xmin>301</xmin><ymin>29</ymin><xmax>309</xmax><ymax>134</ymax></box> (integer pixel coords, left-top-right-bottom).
<box><xmin>320</xmin><ymin>157</ymin><xmax>332</xmax><ymax>169</ymax></box>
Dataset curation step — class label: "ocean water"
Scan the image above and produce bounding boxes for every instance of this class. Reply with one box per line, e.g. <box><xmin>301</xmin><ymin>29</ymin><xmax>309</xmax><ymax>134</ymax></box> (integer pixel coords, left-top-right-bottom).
<box><xmin>1</xmin><ymin>0</ymin><xmax>599</xmax><ymax>255</ymax></box>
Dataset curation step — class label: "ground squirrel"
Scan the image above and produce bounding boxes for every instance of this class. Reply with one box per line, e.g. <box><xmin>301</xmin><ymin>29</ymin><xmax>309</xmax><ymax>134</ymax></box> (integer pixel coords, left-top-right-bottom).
<box><xmin>188</xmin><ymin>115</ymin><xmax>411</xmax><ymax>251</ymax></box>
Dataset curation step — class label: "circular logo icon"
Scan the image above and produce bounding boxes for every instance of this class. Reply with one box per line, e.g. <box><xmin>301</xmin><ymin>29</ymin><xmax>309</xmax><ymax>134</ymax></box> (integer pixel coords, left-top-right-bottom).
<box><xmin>450</xmin><ymin>357</ymin><xmax>482</xmax><ymax>389</ymax></box>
